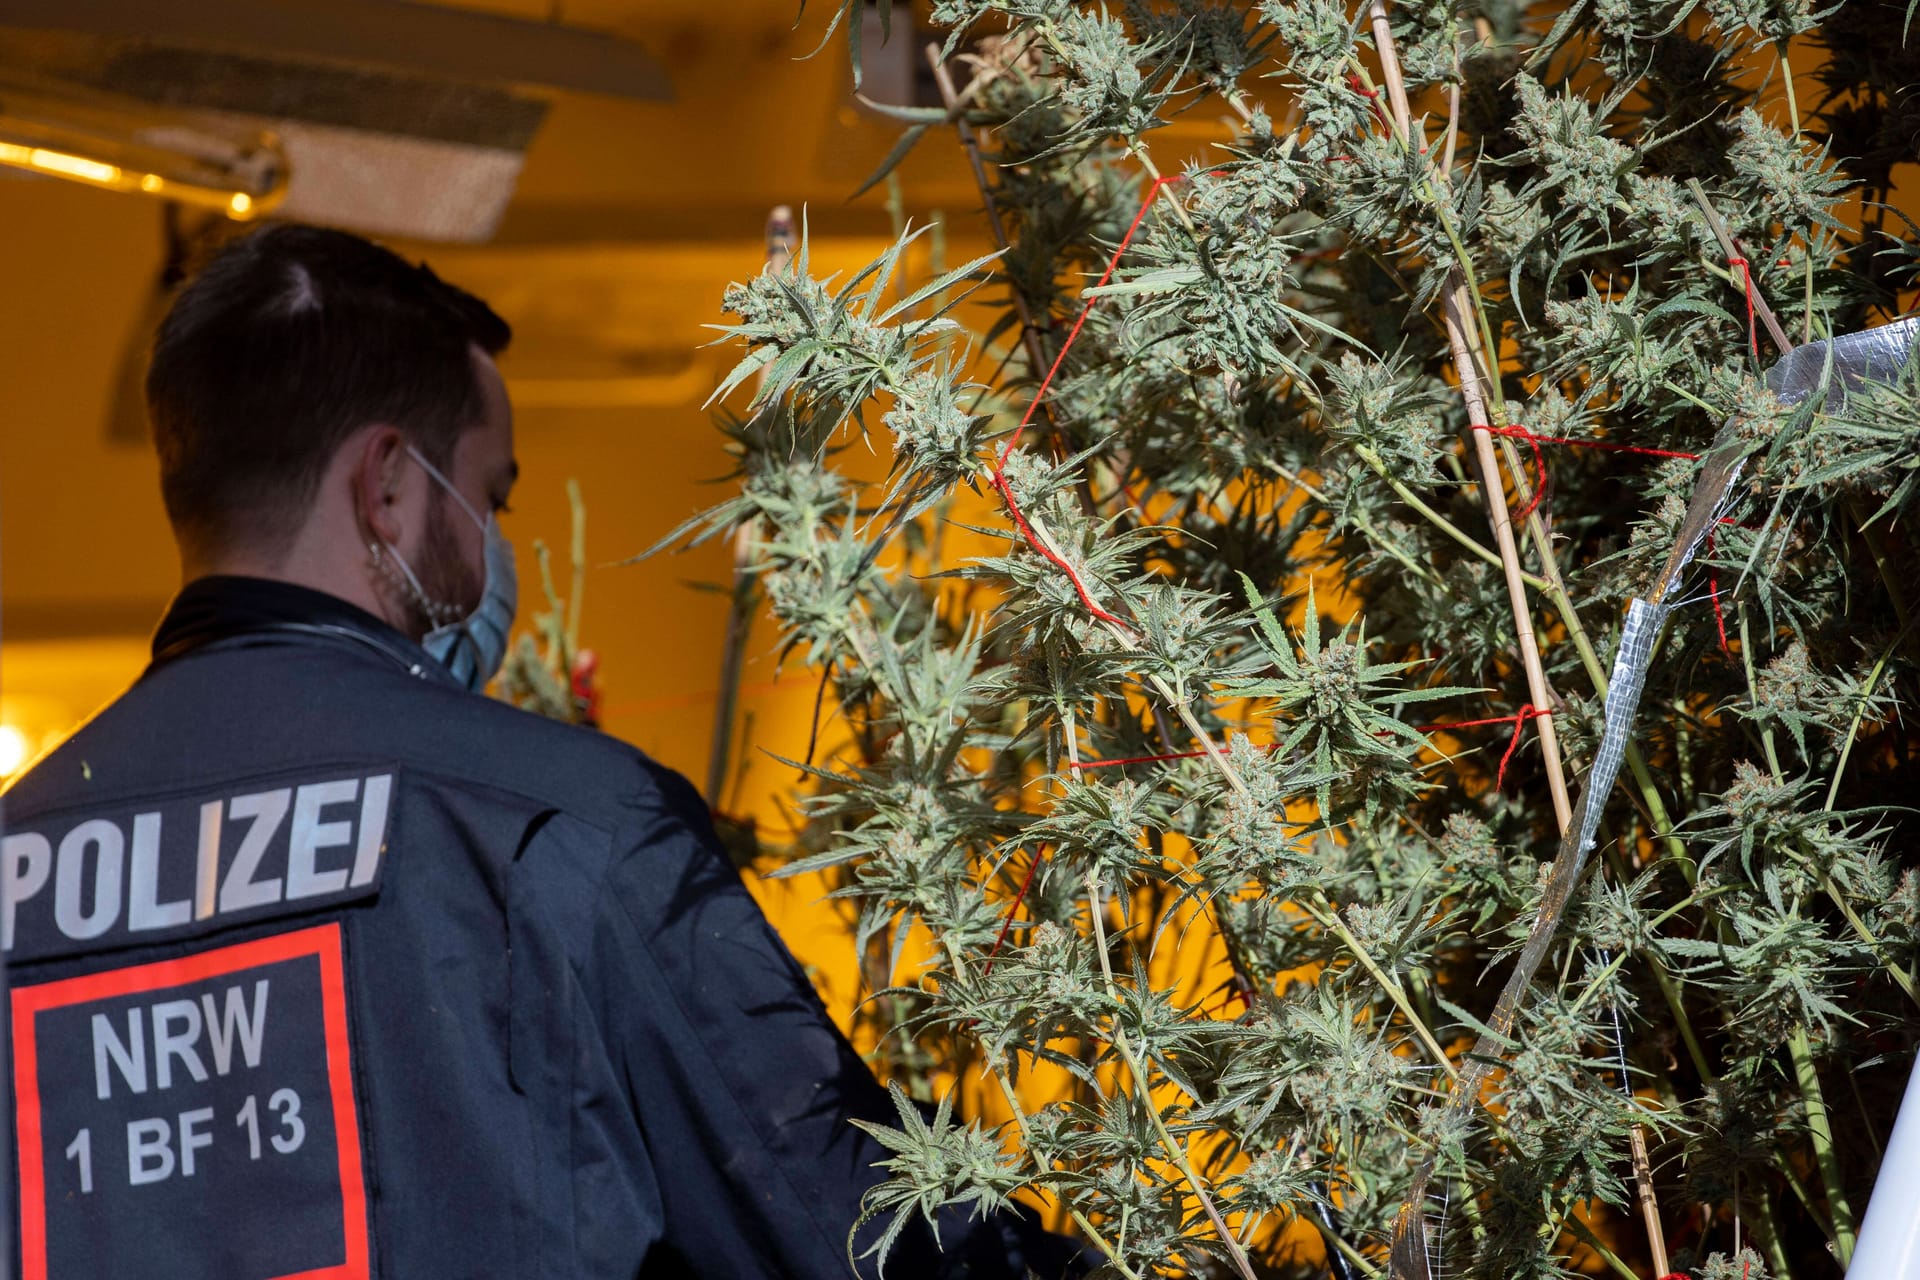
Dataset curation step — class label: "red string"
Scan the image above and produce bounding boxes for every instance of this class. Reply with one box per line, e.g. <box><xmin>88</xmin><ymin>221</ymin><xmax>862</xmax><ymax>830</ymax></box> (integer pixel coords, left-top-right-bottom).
<box><xmin>1475</xmin><ymin>425</ymin><xmax>1550</xmax><ymax>521</ymax></box>
<box><xmin>1470</xmin><ymin>424</ymin><xmax>1702</xmax><ymax>523</ymax></box>
<box><xmin>1706</xmin><ymin>516</ymin><xmax>1736</xmax><ymax>653</ymax></box>
<box><xmin>1727</xmin><ymin>255</ymin><xmax>1759</xmax><ymax>361</ymax></box>
<box><xmin>982</xmin><ymin>850</ymin><xmax>1045</xmax><ymax>974</ymax></box>
<box><xmin>1079</xmin><ymin>706</ymin><xmax>1551</xmax><ymax>791</ymax></box>
<box><xmin>1421</xmin><ymin>705</ymin><xmax>1550</xmax><ymax>791</ymax></box>
<box><xmin>989</xmin><ymin>175</ymin><xmax>1189</xmax><ymax>630</ymax></box>
<box><xmin>1346</xmin><ymin>73</ymin><xmax>1389</xmax><ymax>128</ymax></box>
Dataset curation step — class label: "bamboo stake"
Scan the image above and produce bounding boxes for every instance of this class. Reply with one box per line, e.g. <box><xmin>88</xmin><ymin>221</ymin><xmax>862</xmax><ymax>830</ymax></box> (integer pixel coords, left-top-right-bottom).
<box><xmin>1440</xmin><ymin>284</ymin><xmax>1573</xmax><ymax>830</ymax></box>
<box><xmin>1365</xmin><ymin>2</ymin><xmax>1414</xmax><ymax>146</ymax></box>
<box><xmin>1356</xmin><ymin>15</ymin><xmax>1574</xmax><ymax>829</ymax></box>
<box><xmin>1365</xmin><ymin>10</ymin><xmax>1672</xmax><ymax>1273</ymax></box>
<box><xmin>1688</xmin><ymin>180</ymin><xmax>1795</xmax><ymax>356</ymax></box>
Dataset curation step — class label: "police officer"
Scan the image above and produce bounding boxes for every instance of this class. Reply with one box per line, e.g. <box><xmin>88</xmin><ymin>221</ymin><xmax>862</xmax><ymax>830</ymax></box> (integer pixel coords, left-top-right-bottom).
<box><xmin>1</xmin><ymin>226</ymin><xmax>1084</xmax><ymax>1279</ymax></box>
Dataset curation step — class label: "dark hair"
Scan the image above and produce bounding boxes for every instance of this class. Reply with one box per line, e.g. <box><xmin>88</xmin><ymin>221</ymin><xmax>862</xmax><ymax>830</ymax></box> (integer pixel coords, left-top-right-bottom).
<box><xmin>146</xmin><ymin>223</ymin><xmax>511</xmax><ymax>556</ymax></box>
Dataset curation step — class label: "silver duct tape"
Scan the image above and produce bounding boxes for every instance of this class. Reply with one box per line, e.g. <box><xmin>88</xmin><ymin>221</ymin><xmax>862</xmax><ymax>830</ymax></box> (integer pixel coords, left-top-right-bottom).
<box><xmin>1767</xmin><ymin>315</ymin><xmax>1920</xmax><ymax>410</ymax></box>
<box><xmin>1580</xmin><ymin>598</ymin><xmax>1670</xmax><ymax>854</ymax></box>
<box><xmin>1391</xmin><ymin>316</ymin><xmax>1920</xmax><ymax>1280</ymax></box>
<box><xmin>1658</xmin><ymin>457</ymin><xmax>1745</xmax><ymax>600</ymax></box>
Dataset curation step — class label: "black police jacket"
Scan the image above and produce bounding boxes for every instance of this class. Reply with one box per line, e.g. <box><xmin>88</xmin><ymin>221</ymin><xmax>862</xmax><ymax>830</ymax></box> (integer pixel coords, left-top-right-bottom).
<box><xmin>2</xmin><ymin>577</ymin><xmax>1085</xmax><ymax>1280</ymax></box>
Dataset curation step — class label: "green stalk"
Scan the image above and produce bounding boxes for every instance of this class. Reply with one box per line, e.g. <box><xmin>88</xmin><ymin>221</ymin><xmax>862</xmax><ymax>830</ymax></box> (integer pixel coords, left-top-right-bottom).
<box><xmin>1740</xmin><ymin>606</ymin><xmax>1786</xmax><ymax>782</ymax></box>
<box><xmin>1775</xmin><ymin>1149</ymin><xmax>1839</xmax><ymax>1249</ymax></box>
<box><xmin>1272</xmin><ymin>460</ymin><xmax>1447</xmax><ymax>589</ymax></box>
<box><xmin>1788</xmin><ymin>1024</ymin><xmax>1856</xmax><ymax>1265</ymax></box>
<box><xmin>1081</xmin><ymin>873</ymin><xmax>1260</xmax><ymax>1280</ymax></box>
<box><xmin>941</xmin><ymin>937</ymin><xmax>1144</xmax><ymax>1280</ymax></box>
<box><xmin>1352</xmin><ymin>443</ymin><xmax>1552</xmax><ymax>591</ymax></box>
<box><xmin>1561</xmin><ymin>1207</ymin><xmax>1642</xmax><ymax>1280</ymax></box>
<box><xmin>1752</xmin><ymin>1191</ymin><xmax>1797</xmax><ymax>1280</ymax></box>
<box><xmin>1650</xmin><ymin>956</ymin><xmax>1716</xmax><ymax>1085</ymax></box>
<box><xmin>1307</xmin><ymin>894</ymin><xmax>1458</xmax><ymax>1080</ymax></box>
<box><xmin>1776</xmin><ymin>40</ymin><xmax>1815</xmax><ymax>346</ymax></box>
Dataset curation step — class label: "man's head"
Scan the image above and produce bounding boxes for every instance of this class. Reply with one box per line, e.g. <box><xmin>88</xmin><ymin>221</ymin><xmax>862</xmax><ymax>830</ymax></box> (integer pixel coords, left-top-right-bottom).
<box><xmin>148</xmin><ymin>224</ymin><xmax>518</xmax><ymax>639</ymax></box>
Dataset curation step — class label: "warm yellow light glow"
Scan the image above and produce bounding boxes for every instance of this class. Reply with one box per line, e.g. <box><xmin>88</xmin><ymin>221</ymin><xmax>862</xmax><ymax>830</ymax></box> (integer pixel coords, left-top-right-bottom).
<box><xmin>25</xmin><ymin>147</ymin><xmax>121</xmax><ymax>185</ymax></box>
<box><xmin>0</xmin><ymin>725</ymin><xmax>27</xmax><ymax>779</ymax></box>
<box><xmin>0</xmin><ymin>117</ymin><xmax>284</xmax><ymax>214</ymax></box>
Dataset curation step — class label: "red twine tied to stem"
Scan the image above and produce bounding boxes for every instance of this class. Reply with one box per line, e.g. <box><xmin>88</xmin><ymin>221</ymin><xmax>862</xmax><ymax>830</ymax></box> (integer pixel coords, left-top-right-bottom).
<box><xmin>1419</xmin><ymin>705</ymin><xmax>1552</xmax><ymax>791</ymax></box>
<box><xmin>1346</xmin><ymin>73</ymin><xmax>1389</xmax><ymax>128</ymax></box>
<box><xmin>1727</xmin><ymin>255</ymin><xmax>1759</xmax><ymax>361</ymax></box>
<box><xmin>1470</xmin><ymin>424</ymin><xmax>1702</xmax><ymax>523</ymax></box>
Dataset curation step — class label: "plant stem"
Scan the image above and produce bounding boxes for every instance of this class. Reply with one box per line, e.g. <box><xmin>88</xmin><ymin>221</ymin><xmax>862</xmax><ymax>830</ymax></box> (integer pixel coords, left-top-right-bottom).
<box><xmin>1776</xmin><ymin>40</ymin><xmax>1815</xmax><ymax>346</ymax></box>
<box><xmin>1739</xmin><ymin>605</ymin><xmax>1786</xmax><ymax>782</ymax></box>
<box><xmin>1276</xmin><ymin>460</ymin><xmax>1448</xmax><ymax>588</ymax></box>
<box><xmin>1059</xmin><ymin>728</ymin><xmax>1259</xmax><ymax>1280</ymax></box>
<box><xmin>1788</xmin><ymin>1024</ymin><xmax>1856</xmax><ymax>1265</ymax></box>
<box><xmin>1082</xmin><ymin>869</ymin><xmax>1260</xmax><ymax>1280</ymax></box>
<box><xmin>1561</xmin><ymin>1207</ymin><xmax>1643</xmax><ymax>1280</ymax></box>
<box><xmin>1308</xmin><ymin>894</ymin><xmax>1458</xmax><ymax>1080</ymax></box>
<box><xmin>1352</xmin><ymin>443</ymin><xmax>1552</xmax><ymax>591</ymax></box>
<box><xmin>942</xmin><ymin>935</ymin><xmax>1144</xmax><ymax>1279</ymax></box>
<box><xmin>1753</xmin><ymin>1189</ymin><xmax>1796</xmax><ymax>1280</ymax></box>
<box><xmin>1651</xmin><ymin>955</ymin><xmax>1716</xmax><ymax>1086</ymax></box>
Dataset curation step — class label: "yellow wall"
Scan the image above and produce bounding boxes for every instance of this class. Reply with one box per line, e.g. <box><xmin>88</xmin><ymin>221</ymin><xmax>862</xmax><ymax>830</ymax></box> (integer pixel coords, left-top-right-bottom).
<box><xmin>0</xmin><ymin>6</ymin><xmax>1001</xmax><ymax>1044</ymax></box>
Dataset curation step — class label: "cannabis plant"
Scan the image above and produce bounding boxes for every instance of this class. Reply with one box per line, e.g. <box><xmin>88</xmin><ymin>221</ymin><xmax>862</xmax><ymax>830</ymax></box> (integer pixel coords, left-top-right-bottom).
<box><xmin>664</xmin><ymin>3</ymin><xmax>1920</xmax><ymax>1276</ymax></box>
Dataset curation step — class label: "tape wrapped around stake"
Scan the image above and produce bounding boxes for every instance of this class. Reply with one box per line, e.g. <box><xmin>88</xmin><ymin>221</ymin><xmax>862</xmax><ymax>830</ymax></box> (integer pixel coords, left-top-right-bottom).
<box><xmin>1388</xmin><ymin>315</ymin><xmax>1920</xmax><ymax>1280</ymax></box>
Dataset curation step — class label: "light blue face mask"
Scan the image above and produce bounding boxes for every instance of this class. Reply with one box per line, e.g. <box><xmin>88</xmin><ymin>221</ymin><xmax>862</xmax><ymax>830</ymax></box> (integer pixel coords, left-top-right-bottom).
<box><xmin>382</xmin><ymin>446</ymin><xmax>518</xmax><ymax>692</ymax></box>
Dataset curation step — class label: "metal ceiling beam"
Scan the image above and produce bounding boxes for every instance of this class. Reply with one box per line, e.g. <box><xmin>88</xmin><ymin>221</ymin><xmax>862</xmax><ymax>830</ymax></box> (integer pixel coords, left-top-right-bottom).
<box><xmin>0</xmin><ymin>0</ymin><xmax>672</xmax><ymax>102</ymax></box>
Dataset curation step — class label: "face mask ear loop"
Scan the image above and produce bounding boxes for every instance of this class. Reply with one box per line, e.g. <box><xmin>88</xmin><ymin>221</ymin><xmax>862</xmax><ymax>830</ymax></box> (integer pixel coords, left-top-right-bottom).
<box><xmin>371</xmin><ymin>540</ymin><xmax>463</xmax><ymax>626</ymax></box>
<box><xmin>404</xmin><ymin>444</ymin><xmax>488</xmax><ymax>532</ymax></box>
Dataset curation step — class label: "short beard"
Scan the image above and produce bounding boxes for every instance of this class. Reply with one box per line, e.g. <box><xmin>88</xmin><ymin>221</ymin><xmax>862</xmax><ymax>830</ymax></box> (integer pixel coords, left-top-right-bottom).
<box><xmin>407</xmin><ymin>490</ymin><xmax>484</xmax><ymax>635</ymax></box>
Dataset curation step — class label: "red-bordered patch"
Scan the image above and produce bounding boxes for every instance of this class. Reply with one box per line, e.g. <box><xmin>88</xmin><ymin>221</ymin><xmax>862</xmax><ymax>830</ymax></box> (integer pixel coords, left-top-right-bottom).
<box><xmin>12</xmin><ymin>924</ymin><xmax>369</xmax><ymax>1280</ymax></box>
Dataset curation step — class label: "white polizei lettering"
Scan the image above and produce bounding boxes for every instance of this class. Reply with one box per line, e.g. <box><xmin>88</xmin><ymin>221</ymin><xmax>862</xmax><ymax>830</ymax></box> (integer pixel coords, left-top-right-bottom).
<box><xmin>286</xmin><ymin>779</ymin><xmax>357</xmax><ymax>900</ymax></box>
<box><xmin>2</xmin><ymin>832</ymin><xmax>52</xmax><ymax>950</ymax></box>
<box><xmin>219</xmin><ymin>789</ymin><xmax>289</xmax><ymax>913</ymax></box>
<box><xmin>127</xmin><ymin>1118</ymin><xmax>173</xmax><ymax>1185</ymax></box>
<box><xmin>350</xmin><ymin>773</ymin><xmax>393</xmax><ymax>888</ymax></box>
<box><xmin>127</xmin><ymin>812</ymin><xmax>190</xmax><ymax>932</ymax></box>
<box><xmin>150</xmin><ymin>999</ymin><xmax>209</xmax><ymax>1091</ymax></box>
<box><xmin>11</xmin><ymin>773</ymin><xmax>387</xmax><ymax>951</ymax></box>
<box><xmin>201</xmin><ymin>980</ymin><xmax>269</xmax><ymax>1075</ymax></box>
<box><xmin>193</xmin><ymin>799</ymin><xmax>222</xmax><ymax>922</ymax></box>
<box><xmin>54</xmin><ymin>819</ymin><xmax>124</xmax><ymax>941</ymax></box>
<box><xmin>93</xmin><ymin>1008</ymin><xmax>147</xmax><ymax>1100</ymax></box>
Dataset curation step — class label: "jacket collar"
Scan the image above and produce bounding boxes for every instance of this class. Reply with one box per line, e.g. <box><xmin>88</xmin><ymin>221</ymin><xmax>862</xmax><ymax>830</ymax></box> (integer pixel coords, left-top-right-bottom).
<box><xmin>149</xmin><ymin>575</ymin><xmax>449</xmax><ymax>684</ymax></box>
